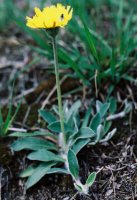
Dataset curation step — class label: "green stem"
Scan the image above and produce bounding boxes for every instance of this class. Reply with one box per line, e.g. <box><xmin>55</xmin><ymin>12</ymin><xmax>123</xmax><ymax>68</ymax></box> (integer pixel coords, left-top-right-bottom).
<box><xmin>52</xmin><ymin>36</ymin><xmax>66</xmax><ymax>149</ymax></box>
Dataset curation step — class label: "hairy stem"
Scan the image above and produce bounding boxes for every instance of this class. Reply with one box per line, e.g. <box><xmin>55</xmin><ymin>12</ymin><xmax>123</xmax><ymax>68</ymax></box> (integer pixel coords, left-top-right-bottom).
<box><xmin>52</xmin><ymin>36</ymin><xmax>66</xmax><ymax>150</ymax></box>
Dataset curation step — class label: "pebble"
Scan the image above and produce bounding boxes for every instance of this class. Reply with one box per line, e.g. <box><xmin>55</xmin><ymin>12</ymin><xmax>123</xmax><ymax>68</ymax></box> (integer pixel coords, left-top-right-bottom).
<box><xmin>63</xmin><ymin>197</ymin><xmax>69</xmax><ymax>200</ymax></box>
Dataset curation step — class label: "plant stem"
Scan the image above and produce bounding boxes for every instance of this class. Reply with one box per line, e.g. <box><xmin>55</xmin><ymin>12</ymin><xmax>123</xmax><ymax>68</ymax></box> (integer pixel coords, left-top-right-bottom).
<box><xmin>52</xmin><ymin>36</ymin><xmax>66</xmax><ymax>150</ymax></box>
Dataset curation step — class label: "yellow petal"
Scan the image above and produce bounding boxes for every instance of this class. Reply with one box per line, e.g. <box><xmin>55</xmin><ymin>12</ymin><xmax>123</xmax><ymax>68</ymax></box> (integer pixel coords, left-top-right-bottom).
<box><xmin>34</xmin><ymin>7</ymin><xmax>42</xmax><ymax>16</ymax></box>
<box><xmin>26</xmin><ymin>4</ymin><xmax>73</xmax><ymax>29</ymax></box>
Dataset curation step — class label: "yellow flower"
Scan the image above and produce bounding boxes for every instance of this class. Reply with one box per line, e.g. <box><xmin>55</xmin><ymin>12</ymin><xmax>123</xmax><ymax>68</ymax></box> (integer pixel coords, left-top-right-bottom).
<box><xmin>26</xmin><ymin>4</ymin><xmax>73</xmax><ymax>29</ymax></box>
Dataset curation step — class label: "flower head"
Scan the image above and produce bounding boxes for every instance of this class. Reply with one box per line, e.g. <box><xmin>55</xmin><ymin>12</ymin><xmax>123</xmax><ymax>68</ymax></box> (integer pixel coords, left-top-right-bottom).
<box><xmin>26</xmin><ymin>4</ymin><xmax>73</xmax><ymax>29</ymax></box>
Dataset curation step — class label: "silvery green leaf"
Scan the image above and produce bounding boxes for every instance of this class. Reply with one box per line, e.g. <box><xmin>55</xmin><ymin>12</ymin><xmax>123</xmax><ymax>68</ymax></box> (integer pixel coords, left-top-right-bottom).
<box><xmin>11</xmin><ymin>137</ymin><xmax>57</xmax><ymax>151</ymax></box>
<box><xmin>96</xmin><ymin>101</ymin><xmax>103</xmax><ymax>112</ymax></box>
<box><xmin>46</xmin><ymin>168</ymin><xmax>69</xmax><ymax>175</ymax></box>
<box><xmin>63</xmin><ymin>100</ymin><xmax>69</xmax><ymax>119</ymax></box>
<box><xmin>90</xmin><ymin>113</ymin><xmax>101</xmax><ymax>132</ymax></box>
<box><xmin>27</xmin><ymin>149</ymin><xmax>65</xmax><ymax>162</ymax></box>
<box><xmin>86</xmin><ymin>172</ymin><xmax>96</xmax><ymax>187</ymax></box>
<box><xmin>97</xmin><ymin>124</ymin><xmax>104</xmax><ymax>140</ymax></box>
<box><xmin>20</xmin><ymin>166</ymin><xmax>35</xmax><ymax>178</ymax></box>
<box><xmin>39</xmin><ymin>109</ymin><xmax>57</xmax><ymax>124</ymax></box>
<box><xmin>82</xmin><ymin>106</ymin><xmax>92</xmax><ymax>127</ymax></box>
<box><xmin>73</xmin><ymin>117</ymin><xmax>79</xmax><ymax>134</ymax></box>
<box><xmin>100</xmin><ymin>128</ymin><xmax>117</xmax><ymax>143</ymax></box>
<box><xmin>10</xmin><ymin>131</ymin><xmax>57</xmax><ymax>139</ymax></box>
<box><xmin>69</xmin><ymin>117</ymin><xmax>79</xmax><ymax>140</ymax></box>
<box><xmin>48</xmin><ymin>121</ymin><xmax>73</xmax><ymax>133</ymax></box>
<box><xmin>72</xmin><ymin>139</ymin><xmax>90</xmax><ymax>155</ymax></box>
<box><xmin>66</xmin><ymin>100</ymin><xmax>81</xmax><ymax>122</ymax></box>
<box><xmin>68</xmin><ymin>149</ymin><xmax>79</xmax><ymax>179</ymax></box>
<box><xmin>71</xmin><ymin>127</ymin><xmax>95</xmax><ymax>146</ymax></box>
<box><xmin>90</xmin><ymin>124</ymin><xmax>104</xmax><ymax>144</ymax></box>
<box><xmin>96</xmin><ymin>101</ymin><xmax>110</xmax><ymax>118</ymax></box>
<box><xmin>104</xmin><ymin>121</ymin><xmax>112</xmax><ymax>135</ymax></box>
<box><xmin>26</xmin><ymin>162</ymin><xmax>55</xmax><ymax>189</ymax></box>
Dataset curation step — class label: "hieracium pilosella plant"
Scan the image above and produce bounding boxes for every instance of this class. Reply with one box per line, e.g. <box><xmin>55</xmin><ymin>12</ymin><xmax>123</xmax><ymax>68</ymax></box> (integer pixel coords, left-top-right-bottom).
<box><xmin>26</xmin><ymin>4</ymin><xmax>73</xmax><ymax>156</ymax></box>
<box><xmin>11</xmin><ymin>3</ymin><xmax>118</xmax><ymax>194</ymax></box>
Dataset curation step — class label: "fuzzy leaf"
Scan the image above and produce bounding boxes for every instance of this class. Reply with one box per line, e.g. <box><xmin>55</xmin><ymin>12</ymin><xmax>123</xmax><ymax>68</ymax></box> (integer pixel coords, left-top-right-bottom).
<box><xmin>11</xmin><ymin>137</ymin><xmax>57</xmax><ymax>151</ymax></box>
<box><xmin>86</xmin><ymin>172</ymin><xmax>96</xmax><ymax>187</ymax></box>
<box><xmin>66</xmin><ymin>100</ymin><xmax>81</xmax><ymax>122</ymax></box>
<box><xmin>72</xmin><ymin>138</ymin><xmax>90</xmax><ymax>155</ymax></box>
<box><xmin>10</xmin><ymin>131</ymin><xmax>57</xmax><ymax>140</ymax></box>
<box><xmin>71</xmin><ymin>127</ymin><xmax>95</xmax><ymax>145</ymax></box>
<box><xmin>26</xmin><ymin>162</ymin><xmax>55</xmax><ymax>189</ymax></box>
<box><xmin>90</xmin><ymin>124</ymin><xmax>104</xmax><ymax>144</ymax></box>
<box><xmin>27</xmin><ymin>149</ymin><xmax>65</xmax><ymax>162</ymax></box>
<box><xmin>104</xmin><ymin>121</ymin><xmax>112</xmax><ymax>134</ymax></box>
<box><xmin>100</xmin><ymin>128</ymin><xmax>117</xmax><ymax>143</ymax></box>
<box><xmin>48</xmin><ymin>121</ymin><xmax>73</xmax><ymax>133</ymax></box>
<box><xmin>46</xmin><ymin>168</ymin><xmax>69</xmax><ymax>175</ymax></box>
<box><xmin>20</xmin><ymin>166</ymin><xmax>35</xmax><ymax>178</ymax></box>
<box><xmin>68</xmin><ymin>149</ymin><xmax>79</xmax><ymax>179</ymax></box>
<box><xmin>96</xmin><ymin>101</ymin><xmax>110</xmax><ymax>118</ymax></box>
<box><xmin>39</xmin><ymin>109</ymin><xmax>57</xmax><ymax>124</ymax></box>
<box><xmin>90</xmin><ymin>113</ymin><xmax>101</xmax><ymax>132</ymax></box>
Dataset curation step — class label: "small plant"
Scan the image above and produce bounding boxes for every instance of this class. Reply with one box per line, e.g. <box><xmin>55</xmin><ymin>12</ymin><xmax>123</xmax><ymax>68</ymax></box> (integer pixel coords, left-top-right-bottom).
<box><xmin>10</xmin><ymin>3</ymin><xmax>97</xmax><ymax>193</ymax></box>
<box><xmin>11</xmin><ymin>98</ymin><xmax>121</xmax><ymax>193</ymax></box>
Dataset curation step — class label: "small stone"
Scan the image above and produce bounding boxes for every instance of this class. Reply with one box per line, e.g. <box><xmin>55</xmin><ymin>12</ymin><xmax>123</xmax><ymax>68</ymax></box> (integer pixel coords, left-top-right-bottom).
<box><xmin>106</xmin><ymin>189</ymin><xmax>113</xmax><ymax>196</ymax></box>
<box><xmin>63</xmin><ymin>197</ymin><xmax>69</xmax><ymax>200</ymax></box>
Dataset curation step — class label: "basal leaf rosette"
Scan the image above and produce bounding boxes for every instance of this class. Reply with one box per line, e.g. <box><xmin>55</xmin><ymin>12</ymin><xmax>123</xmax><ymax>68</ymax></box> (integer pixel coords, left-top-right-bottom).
<box><xmin>26</xmin><ymin>3</ymin><xmax>73</xmax><ymax>29</ymax></box>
